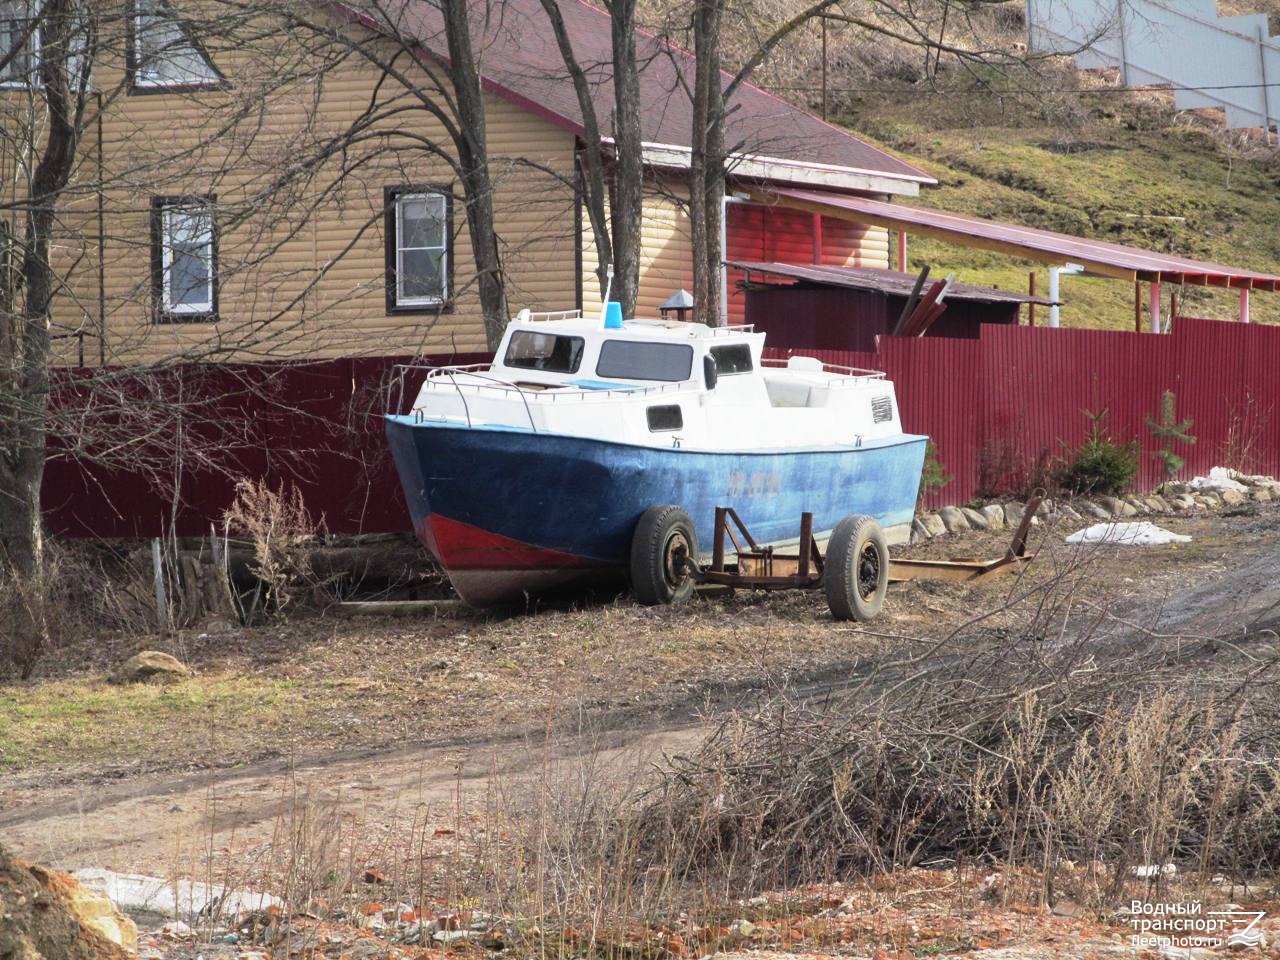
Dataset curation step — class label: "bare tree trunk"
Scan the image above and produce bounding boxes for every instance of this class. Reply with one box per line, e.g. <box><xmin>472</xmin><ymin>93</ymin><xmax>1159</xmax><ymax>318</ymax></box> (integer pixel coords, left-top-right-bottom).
<box><xmin>690</xmin><ymin>0</ymin><xmax>726</xmax><ymax>327</ymax></box>
<box><xmin>609</xmin><ymin>0</ymin><xmax>642</xmax><ymax>317</ymax></box>
<box><xmin>0</xmin><ymin>0</ymin><xmax>80</xmax><ymax>676</ymax></box>
<box><xmin>539</xmin><ymin>0</ymin><xmax>642</xmax><ymax>317</ymax></box>
<box><xmin>439</xmin><ymin>0</ymin><xmax>508</xmax><ymax>350</ymax></box>
<box><xmin>538</xmin><ymin>0</ymin><xmax>614</xmax><ymax>302</ymax></box>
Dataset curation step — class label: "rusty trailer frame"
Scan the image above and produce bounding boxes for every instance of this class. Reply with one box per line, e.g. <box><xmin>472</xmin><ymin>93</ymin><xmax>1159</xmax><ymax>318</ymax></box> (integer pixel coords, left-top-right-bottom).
<box><xmin>688</xmin><ymin>496</ymin><xmax>1040</xmax><ymax>592</ymax></box>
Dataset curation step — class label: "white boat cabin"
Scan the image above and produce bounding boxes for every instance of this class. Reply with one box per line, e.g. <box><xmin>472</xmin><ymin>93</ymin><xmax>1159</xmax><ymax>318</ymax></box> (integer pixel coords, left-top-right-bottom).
<box><xmin>405</xmin><ymin>309</ymin><xmax>907</xmax><ymax>451</ymax></box>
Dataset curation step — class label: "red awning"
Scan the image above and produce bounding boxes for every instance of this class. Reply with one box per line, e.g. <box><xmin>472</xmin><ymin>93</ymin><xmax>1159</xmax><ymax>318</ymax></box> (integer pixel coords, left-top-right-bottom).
<box><xmin>758</xmin><ymin>187</ymin><xmax>1280</xmax><ymax>291</ymax></box>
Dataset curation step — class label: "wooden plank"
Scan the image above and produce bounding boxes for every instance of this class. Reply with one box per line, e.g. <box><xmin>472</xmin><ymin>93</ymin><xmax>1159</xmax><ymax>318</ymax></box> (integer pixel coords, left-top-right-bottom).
<box><xmin>333</xmin><ymin>599</ymin><xmax>463</xmax><ymax>617</ymax></box>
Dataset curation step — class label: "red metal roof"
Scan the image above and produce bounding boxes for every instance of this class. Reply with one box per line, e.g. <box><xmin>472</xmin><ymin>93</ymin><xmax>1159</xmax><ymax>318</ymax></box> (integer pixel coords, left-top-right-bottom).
<box><xmin>729</xmin><ymin>260</ymin><xmax>1055</xmax><ymax>305</ymax></box>
<box><xmin>761</xmin><ymin>188</ymin><xmax>1280</xmax><ymax>291</ymax></box>
<box><xmin>333</xmin><ymin>1</ymin><xmax>935</xmax><ymax>187</ymax></box>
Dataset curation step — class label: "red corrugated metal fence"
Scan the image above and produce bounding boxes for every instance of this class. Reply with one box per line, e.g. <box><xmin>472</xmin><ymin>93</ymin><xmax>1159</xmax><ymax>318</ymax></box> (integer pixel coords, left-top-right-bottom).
<box><xmin>772</xmin><ymin>317</ymin><xmax>1280</xmax><ymax>508</ymax></box>
<box><xmin>41</xmin><ymin>318</ymin><xmax>1280</xmax><ymax>537</ymax></box>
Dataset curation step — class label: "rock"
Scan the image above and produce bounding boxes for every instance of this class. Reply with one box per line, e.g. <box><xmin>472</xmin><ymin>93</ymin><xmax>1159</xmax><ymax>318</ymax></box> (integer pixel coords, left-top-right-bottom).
<box><xmin>112</xmin><ymin>651</ymin><xmax>191</xmax><ymax>684</ymax></box>
<box><xmin>1050</xmin><ymin>899</ymin><xmax>1083</xmax><ymax>918</ymax></box>
<box><xmin>961</xmin><ymin>507</ymin><xmax>988</xmax><ymax>530</ymax></box>
<box><xmin>1003</xmin><ymin>502</ymin><xmax>1026</xmax><ymax>527</ymax></box>
<box><xmin>1034</xmin><ymin>498</ymin><xmax>1055</xmax><ymax>518</ymax></box>
<box><xmin>938</xmin><ymin>506</ymin><xmax>970</xmax><ymax>534</ymax></box>
<box><xmin>910</xmin><ymin>519</ymin><xmax>931</xmax><ymax>543</ymax></box>
<box><xmin>434</xmin><ymin>930</ymin><xmax>473</xmax><ymax>945</ymax></box>
<box><xmin>1252</xmin><ymin>487</ymin><xmax>1272</xmax><ymax>503</ymax></box>
<box><xmin>1220</xmin><ymin>489</ymin><xmax>1247</xmax><ymax>506</ymax></box>
<box><xmin>1145</xmin><ymin>495</ymin><xmax>1171</xmax><ymax>513</ymax></box>
<box><xmin>980</xmin><ymin>504</ymin><xmax>1005</xmax><ymax>529</ymax></box>
<box><xmin>919</xmin><ymin>512</ymin><xmax>947</xmax><ymax>537</ymax></box>
<box><xmin>160</xmin><ymin>920</ymin><xmax>192</xmax><ymax>939</ymax></box>
<box><xmin>728</xmin><ymin>920</ymin><xmax>755</xmax><ymax>939</ymax></box>
<box><xmin>1197</xmin><ymin>494</ymin><xmax>1221</xmax><ymax>509</ymax></box>
<box><xmin>1079</xmin><ymin>500</ymin><xmax>1112</xmax><ymax>520</ymax></box>
<box><xmin>1098</xmin><ymin>496</ymin><xmax>1122</xmax><ymax>517</ymax></box>
<box><xmin>1058</xmin><ymin>503</ymin><xmax>1082</xmax><ymax>521</ymax></box>
<box><xmin>0</xmin><ymin>845</ymin><xmax>135</xmax><ymax>960</ymax></box>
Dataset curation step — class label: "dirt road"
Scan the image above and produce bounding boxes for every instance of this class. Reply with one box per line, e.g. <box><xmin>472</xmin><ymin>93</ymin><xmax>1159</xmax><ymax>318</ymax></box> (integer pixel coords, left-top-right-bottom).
<box><xmin>4</xmin><ymin>508</ymin><xmax>1279</xmax><ymax>879</ymax></box>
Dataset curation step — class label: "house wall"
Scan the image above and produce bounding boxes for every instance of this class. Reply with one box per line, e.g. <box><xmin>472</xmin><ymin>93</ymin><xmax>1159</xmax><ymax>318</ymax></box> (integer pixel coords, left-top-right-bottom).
<box><xmin>17</xmin><ymin>9</ymin><xmax>580</xmax><ymax>366</ymax></box>
<box><xmin>726</xmin><ymin>203</ymin><xmax>889</xmax><ymax>325</ymax></box>
<box><xmin>580</xmin><ymin>185</ymin><xmax>891</xmax><ymax>324</ymax></box>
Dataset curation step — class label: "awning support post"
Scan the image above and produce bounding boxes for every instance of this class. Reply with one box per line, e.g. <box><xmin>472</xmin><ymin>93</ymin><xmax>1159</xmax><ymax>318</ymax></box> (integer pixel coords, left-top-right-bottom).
<box><xmin>1027</xmin><ymin>271</ymin><xmax>1036</xmax><ymax>326</ymax></box>
<box><xmin>897</xmin><ymin>231</ymin><xmax>907</xmax><ymax>272</ymax></box>
<box><xmin>1240</xmin><ymin>288</ymin><xmax>1251</xmax><ymax>323</ymax></box>
<box><xmin>1150</xmin><ymin>280</ymin><xmax>1162</xmax><ymax>334</ymax></box>
<box><xmin>1134</xmin><ymin>281</ymin><xmax>1142</xmax><ymax>332</ymax></box>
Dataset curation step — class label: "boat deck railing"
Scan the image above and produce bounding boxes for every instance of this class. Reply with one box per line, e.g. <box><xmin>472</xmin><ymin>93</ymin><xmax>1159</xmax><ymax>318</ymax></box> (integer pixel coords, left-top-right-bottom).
<box><xmin>388</xmin><ymin>355</ymin><xmax>886</xmax><ymax>431</ymax></box>
<box><xmin>388</xmin><ymin>362</ymin><xmax>704</xmax><ymax>432</ymax></box>
<box><xmin>759</xmin><ymin>357</ymin><xmax>886</xmax><ymax>381</ymax></box>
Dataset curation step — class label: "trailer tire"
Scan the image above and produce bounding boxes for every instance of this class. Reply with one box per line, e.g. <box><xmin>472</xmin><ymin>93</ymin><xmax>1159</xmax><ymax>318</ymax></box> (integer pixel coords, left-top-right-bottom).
<box><xmin>825</xmin><ymin>514</ymin><xmax>889</xmax><ymax>621</ymax></box>
<box><xmin>630</xmin><ymin>505</ymin><xmax>698</xmax><ymax>606</ymax></box>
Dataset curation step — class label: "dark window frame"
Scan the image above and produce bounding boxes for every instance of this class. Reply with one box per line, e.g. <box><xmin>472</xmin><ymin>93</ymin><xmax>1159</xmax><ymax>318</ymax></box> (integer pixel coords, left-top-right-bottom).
<box><xmin>0</xmin><ymin>3</ymin><xmax>39</xmax><ymax>89</ymax></box>
<box><xmin>710</xmin><ymin>343</ymin><xmax>754</xmax><ymax>375</ymax></box>
<box><xmin>596</xmin><ymin>340</ymin><xmax>694</xmax><ymax>382</ymax></box>
<box><xmin>384</xmin><ymin>184</ymin><xmax>455</xmax><ymax>316</ymax></box>
<box><xmin>126</xmin><ymin>0</ymin><xmax>229</xmax><ymax>95</ymax></box>
<box><xmin>646</xmin><ymin>404</ymin><xmax>683</xmax><ymax>432</ymax></box>
<box><xmin>150</xmin><ymin>194</ymin><xmax>219</xmax><ymax>324</ymax></box>
<box><xmin>503</xmin><ymin>331</ymin><xmax>586</xmax><ymax>374</ymax></box>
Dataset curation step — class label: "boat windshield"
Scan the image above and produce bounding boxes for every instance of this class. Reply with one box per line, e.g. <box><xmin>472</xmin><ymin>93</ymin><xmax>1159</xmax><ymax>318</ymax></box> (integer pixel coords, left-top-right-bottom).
<box><xmin>504</xmin><ymin>331</ymin><xmax>585</xmax><ymax>373</ymax></box>
<box><xmin>596</xmin><ymin>340</ymin><xmax>693</xmax><ymax>382</ymax></box>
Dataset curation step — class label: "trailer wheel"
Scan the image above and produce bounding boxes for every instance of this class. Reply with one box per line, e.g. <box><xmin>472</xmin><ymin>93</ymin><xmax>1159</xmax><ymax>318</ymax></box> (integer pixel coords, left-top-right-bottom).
<box><xmin>825</xmin><ymin>514</ymin><xmax>889</xmax><ymax>621</ymax></box>
<box><xmin>630</xmin><ymin>505</ymin><xmax>698</xmax><ymax>606</ymax></box>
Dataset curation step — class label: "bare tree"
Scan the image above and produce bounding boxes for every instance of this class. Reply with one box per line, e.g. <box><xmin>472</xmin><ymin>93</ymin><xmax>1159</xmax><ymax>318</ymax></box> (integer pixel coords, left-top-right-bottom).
<box><xmin>685</xmin><ymin>0</ymin><xmax>1037</xmax><ymax>326</ymax></box>
<box><xmin>0</xmin><ymin>0</ymin><xmax>92</xmax><ymax>665</ymax></box>
<box><xmin>538</xmin><ymin>0</ymin><xmax>644</xmax><ymax>315</ymax></box>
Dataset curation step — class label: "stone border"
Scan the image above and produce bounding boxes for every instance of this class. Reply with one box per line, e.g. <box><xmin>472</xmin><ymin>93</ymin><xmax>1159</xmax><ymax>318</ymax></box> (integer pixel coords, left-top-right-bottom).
<box><xmin>911</xmin><ymin>474</ymin><xmax>1280</xmax><ymax>542</ymax></box>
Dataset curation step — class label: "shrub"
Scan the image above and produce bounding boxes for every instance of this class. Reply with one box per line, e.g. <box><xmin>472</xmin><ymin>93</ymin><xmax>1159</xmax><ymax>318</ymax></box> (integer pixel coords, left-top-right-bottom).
<box><xmin>977</xmin><ymin>439</ymin><xmax>1058</xmax><ymax>500</ymax></box>
<box><xmin>222</xmin><ymin>478</ymin><xmax>325</xmax><ymax>618</ymax></box>
<box><xmin>1146</xmin><ymin>390</ymin><xmax>1195</xmax><ymax>482</ymax></box>
<box><xmin>1057</xmin><ymin>408</ymin><xmax>1138</xmax><ymax>497</ymax></box>
<box><xmin>917</xmin><ymin>440</ymin><xmax>952</xmax><ymax>507</ymax></box>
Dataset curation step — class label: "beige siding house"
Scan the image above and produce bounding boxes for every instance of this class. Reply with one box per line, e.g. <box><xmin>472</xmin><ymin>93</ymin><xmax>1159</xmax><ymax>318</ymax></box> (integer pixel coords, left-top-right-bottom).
<box><xmin>6</xmin><ymin>0</ymin><xmax>935</xmax><ymax>367</ymax></box>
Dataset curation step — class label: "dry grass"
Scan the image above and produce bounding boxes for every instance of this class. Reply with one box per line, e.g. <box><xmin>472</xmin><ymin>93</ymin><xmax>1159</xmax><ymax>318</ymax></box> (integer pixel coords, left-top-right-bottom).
<box><xmin>0</xmin><ymin>509</ymin><xmax>1269</xmax><ymax>787</ymax></box>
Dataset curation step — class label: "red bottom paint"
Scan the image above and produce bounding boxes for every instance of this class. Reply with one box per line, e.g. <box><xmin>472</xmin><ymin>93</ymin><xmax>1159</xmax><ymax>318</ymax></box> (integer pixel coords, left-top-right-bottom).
<box><xmin>422</xmin><ymin>514</ymin><xmax>597</xmax><ymax>570</ymax></box>
<box><xmin>419</xmin><ymin>514</ymin><xmax>610</xmax><ymax>604</ymax></box>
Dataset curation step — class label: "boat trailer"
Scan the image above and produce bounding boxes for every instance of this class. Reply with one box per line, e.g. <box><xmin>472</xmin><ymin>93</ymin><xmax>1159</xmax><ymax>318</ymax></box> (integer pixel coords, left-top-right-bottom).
<box><xmin>682</xmin><ymin>496</ymin><xmax>1040</xmax><ymax>620</ymax></box>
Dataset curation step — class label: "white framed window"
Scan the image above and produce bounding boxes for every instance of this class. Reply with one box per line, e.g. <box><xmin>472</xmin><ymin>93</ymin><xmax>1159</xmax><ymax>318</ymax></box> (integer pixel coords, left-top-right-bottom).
<box><xmin>131</xmin><ymin>0</ymin><xmax>223</xmax><ymax>91</ymax></box>
<box><xmin>387</xmin><ymin>188</ymin><xmax>450</xmax><ymax>311</ymax></box>
<box><xmin>153</xmin><ymin>198</ymin><xmax>216</xmax><ymax>320</ymax></box>
<box><xmin>0</xmin><ymin>1</ymin><xmax>38</xmax><ymax>87</ymax></box>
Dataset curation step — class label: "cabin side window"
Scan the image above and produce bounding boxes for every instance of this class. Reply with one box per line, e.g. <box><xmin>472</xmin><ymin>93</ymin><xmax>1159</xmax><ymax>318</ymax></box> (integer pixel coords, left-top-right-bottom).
<box><xmin>596</xmin><ymin>341</ymin><xmax>693</xmax><ymax>382</ymax></box>
<box><xmin>646</xmin><ymin>405</ymin><xmax>683</xmax><ymax>432</ymax></box>
<box><xmin>504</xmin><ymin>331</ymin><xmax>585</xmax><ymax>373</ymax></box>
<box><xmin>710</xmin><ymin>344</ymin><xmax>753</xmax><ymax>375</ymax></box>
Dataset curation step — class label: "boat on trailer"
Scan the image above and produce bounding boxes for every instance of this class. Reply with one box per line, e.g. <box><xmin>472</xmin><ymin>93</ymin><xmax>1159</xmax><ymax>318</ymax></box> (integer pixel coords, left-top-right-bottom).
<box><xmin>384</xmin><ymin>304</ymin><xmax>927</xmax><ymax>610</ymax></box>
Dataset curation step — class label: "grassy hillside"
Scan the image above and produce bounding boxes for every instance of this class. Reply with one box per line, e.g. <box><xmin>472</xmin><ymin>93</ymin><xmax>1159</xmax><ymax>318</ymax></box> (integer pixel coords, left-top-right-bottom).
<box><xmin>849</xmin><ymin>98</ymin><xmax>1280</xmax><ymax>329</ymax></box>
<box><xmin>698</xmin><ymin>0</ymin><xmax>1280</xmax><ymax>330</ymax></box>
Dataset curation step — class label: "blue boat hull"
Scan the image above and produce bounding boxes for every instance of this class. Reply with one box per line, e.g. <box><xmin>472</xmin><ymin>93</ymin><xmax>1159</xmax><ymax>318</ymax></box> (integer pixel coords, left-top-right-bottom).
<box><xmin>385</xmin><ymin>415</ymin><xmax>927</xmax><ymax>604</ymax></box>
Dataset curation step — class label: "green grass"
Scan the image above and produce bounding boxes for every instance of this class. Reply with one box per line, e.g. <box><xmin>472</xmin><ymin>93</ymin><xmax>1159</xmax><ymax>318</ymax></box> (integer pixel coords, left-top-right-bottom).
<box><xmin>0</xmin><ymin>675</ymin><xmax>307</xmax><ymax>770</ymax></box>
<box><xmin>847</xmin><ymin>102</ymin><xmax>1280</xmax><ymax>329</ymax></box>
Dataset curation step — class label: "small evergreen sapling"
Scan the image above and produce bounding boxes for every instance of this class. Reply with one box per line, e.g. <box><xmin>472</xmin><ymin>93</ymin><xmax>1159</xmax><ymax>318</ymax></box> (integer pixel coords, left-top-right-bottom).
<box><xmin>1147</xmin><ymin>390</ymin><xmax>1196</xmax><ymax>482</ymax></box>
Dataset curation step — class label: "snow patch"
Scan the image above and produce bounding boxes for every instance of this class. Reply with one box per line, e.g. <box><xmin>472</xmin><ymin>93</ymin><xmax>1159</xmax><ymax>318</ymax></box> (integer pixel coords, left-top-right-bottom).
<box><xmin>73</xmin><ymin>868</ymin><xmax>283</xmax><ymax>920</ymax></box>
<box><xmin>1066</xmin><ymin>522</ymin><xmax>1191</xmax><ymax>546</ymax></box>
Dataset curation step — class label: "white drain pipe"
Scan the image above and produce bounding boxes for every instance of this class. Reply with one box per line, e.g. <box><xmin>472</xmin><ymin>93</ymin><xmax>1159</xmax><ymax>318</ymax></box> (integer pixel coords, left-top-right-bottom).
<box><xmin>1048</xmin><ymin>263</ymin><xmax>1084</xmax><ymax>328</ymax></box>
